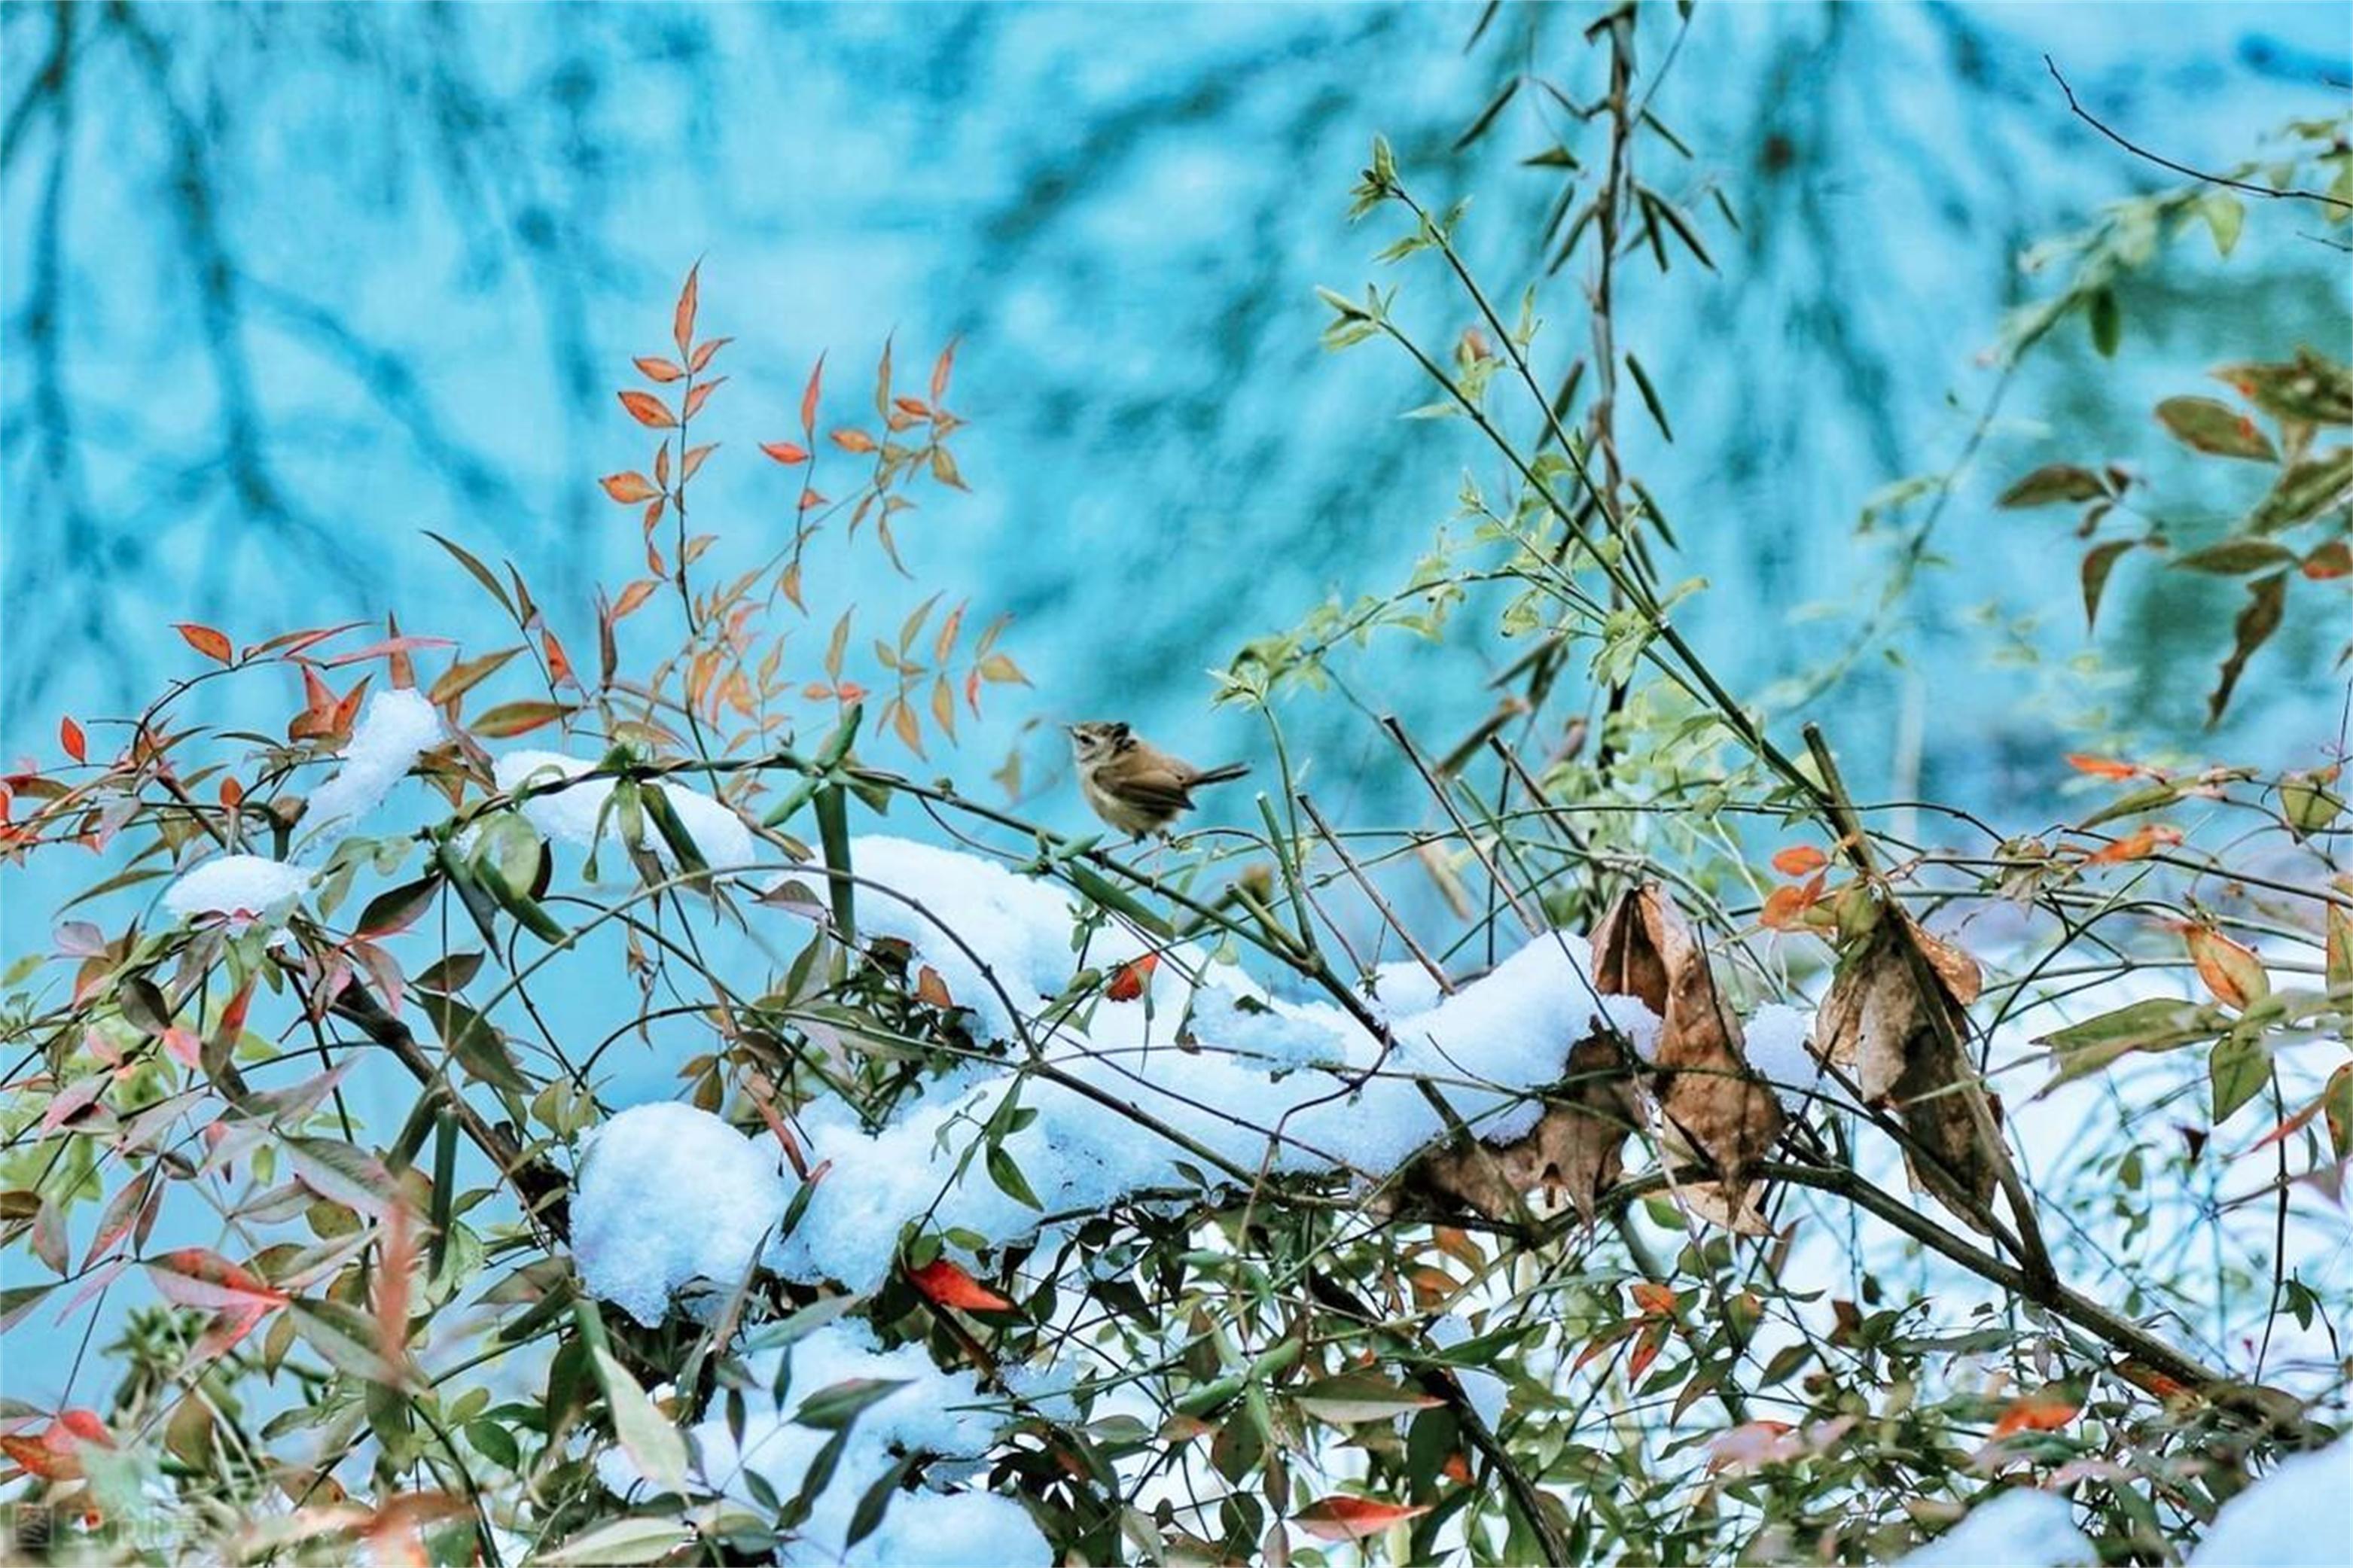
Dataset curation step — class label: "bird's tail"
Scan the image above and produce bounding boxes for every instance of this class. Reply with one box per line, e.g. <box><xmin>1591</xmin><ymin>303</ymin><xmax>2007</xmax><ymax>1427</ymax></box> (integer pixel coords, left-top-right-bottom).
<box><xmin>1191</xmin><ymin>761</ymin><xmax>1251</xmax><ymax>787</ymax></box>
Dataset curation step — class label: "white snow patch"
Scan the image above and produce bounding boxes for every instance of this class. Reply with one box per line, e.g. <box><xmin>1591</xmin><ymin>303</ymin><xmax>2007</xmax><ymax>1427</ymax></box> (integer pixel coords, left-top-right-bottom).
<box><xmin>1742</xmin><ymin>1003</ymin><xmax>1826</xmax><ymax>1112</ymax></box>
<box><xmin>494</xmin><ymin>751</ymin><xmax>760</xmax><ymax>875</ymax></box>
<box><xmin>160</xmin><ymin>856</ymin><xmax>316</xmax><ymax>922</ymax></box>
<box><xmin>601</xmin><ymin>1319</ymin><xmax>1046</xmax><ymax>1566</ymax></box>
<box><xmin>2190</xmin><ymin>1438</ymin><xmax>2353</xmax><ymax>1568</ymax></box>
<box><xmin>302</xmin><ymin>687</ymin><xmax>442</xmax><ymax>832</ymax></box>
<box><xmin>1899</xmin><ymin>1488</ymin><xmax>2093</xmax><ymax>1567</ymax></box>
<box><xmin>572</xmin><ymin>1103</ymin><xmax>788</xmax><ymax>1327</ymax></box>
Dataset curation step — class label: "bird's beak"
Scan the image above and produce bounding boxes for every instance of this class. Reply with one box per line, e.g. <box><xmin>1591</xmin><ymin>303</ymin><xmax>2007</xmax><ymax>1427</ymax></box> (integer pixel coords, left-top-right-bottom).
<box><xmin>1061</xmin><ymin>723</ymin><xmax>1079</xmax><ymax>736</ymax></box>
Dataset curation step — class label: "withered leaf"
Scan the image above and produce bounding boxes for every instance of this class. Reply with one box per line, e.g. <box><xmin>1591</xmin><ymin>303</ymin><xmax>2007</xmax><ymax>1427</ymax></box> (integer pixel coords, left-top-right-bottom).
<box><xmin>1593</xmin><ymin>885</ymin><xmax>1785</xmax><ymax>1230</ymax></box>
<box><xmin>1814</xmin><ymin>912</ymin><xmax>1999</xmax><ymax>1227</ymax></box>
<box><xmin>1408</xmin><ymin>1031</ymin><xmax>1639</xmax><ymax>1224</ymax></box>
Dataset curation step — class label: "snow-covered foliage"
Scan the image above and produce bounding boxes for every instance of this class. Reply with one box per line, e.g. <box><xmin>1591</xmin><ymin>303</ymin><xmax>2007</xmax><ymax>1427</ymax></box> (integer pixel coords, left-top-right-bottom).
<box><xmin>302</xmin><ymin>687</ymin><xmax>442</xmax><ymax>831</ymax></box>
<box><xmin>605</xmin><ymin>1320</ymin><xmax>1047</xmax><ymax>1566</ymax></box>
<box><xmin>571</xmin><ymin>1103</ymin><xmax>789</xmax><ymax>1326</ymax></box>
<box><xmin>494</xmin><ymin>749</ymin><xmax>760</xmax><ymax>874</ymax></box>
<box><xmin>761</xmin><ymin>836</ymin><xmax>1663</xmax><ymax>1291</ymax></box>
<box><xmin>160</xmin><ymin>854</ymin><xmax>316</xmax><ymax>921</ymax></box>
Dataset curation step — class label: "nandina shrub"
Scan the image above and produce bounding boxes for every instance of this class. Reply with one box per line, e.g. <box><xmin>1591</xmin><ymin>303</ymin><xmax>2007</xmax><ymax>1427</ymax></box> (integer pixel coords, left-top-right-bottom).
<box><xmin>2</xmin><ymin>32</ymin><xmax>2348</xmax><ymax>1568</ymax></box>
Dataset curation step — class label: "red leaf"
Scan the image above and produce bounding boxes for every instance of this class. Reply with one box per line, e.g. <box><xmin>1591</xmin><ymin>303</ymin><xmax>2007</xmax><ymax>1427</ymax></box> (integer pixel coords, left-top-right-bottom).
<box><xmin>175</xmin><ymin>623</ymin><xmax>233</xmax><ymax>664</ymax></box>
<box><xmin>1627</xmin><ymin>1319</ymin><xmax>1667</xmax><ymax>1381</ymax></box>
<box><xmin>633</xmin><ymin>355</ymin><xmax>684</xmax><ymax>385</ymax></box>
<box><xmin>2065</xmin><ymin>753</ymin><xmax>2140</xmax><ymax>781</ymax></box>
<box><xmin>760</xmin><ymin>440</ymin><xmax>810</xmax><ymax>466</ymax></box>
<box><xmin>59</xmin><ymin>717</ymin><xmax>86</xmax><ymax>764</ymax></box>
<box><xmin>2303</xmin><ymin>540</ymin><xmax>2351</xmax><ymax>580</ymax></box>
<box><xmin>146</xmin><ymin>1247</ymin><xmax>288</xmax><ymax>1313</ymax></box>
<box><xmin>1769</xmin><ymin>845</ymin><xmax>1826</xmax><ymax>876</ymax></box>
<box><xmin>800</xmin><ymin>355</ymin><xmax>824</xmax><ymax>432</ymax></box>
<box><xmin>617</xmin><ymin>390</ymin><xmax>677</xmax><ymax>430</ymax></box>
<box><xmin>1294</xmin><ymin>1496</ymin><xmax>1431</xmax><ymax>1543</ymax></box>
<box><xmin>1106</xmin><ymin>954</ymin><xmax>1159</xmax><ymax>1002</ymax></box>
<box><xmin>673</xmin><ymin>262</ymin><xmax>699</xmax><ymax>356</ymax></box>
<box><xmin>600</xmin><ymin>472</ymin><xmax>661</xmax><ymax>504</ymax></box>
<box><xmin>1990</xmin><ymin>1391</ymin><xmax>2080</xmax><ymax>1438</ymax></box>
<box><xmin>543</xmin><ymin>629</ymin><xmax>575</xmax><ymax>689</ymax></box>
<box><xmin>906</xmin><ymin>1257</ymin><xmax>1014</xmax><ymax>1313</ymax></box>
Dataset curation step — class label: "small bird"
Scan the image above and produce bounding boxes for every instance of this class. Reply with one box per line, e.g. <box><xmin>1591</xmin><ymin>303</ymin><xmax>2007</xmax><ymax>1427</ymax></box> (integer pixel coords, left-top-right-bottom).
<box><xmin>1067</xmin><ymin>721</ymin><xmax>1249</xmax><ymax>839</ymax></box>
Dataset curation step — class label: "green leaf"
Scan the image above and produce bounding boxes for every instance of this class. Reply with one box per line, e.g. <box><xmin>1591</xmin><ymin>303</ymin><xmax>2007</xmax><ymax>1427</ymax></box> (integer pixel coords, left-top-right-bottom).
<box><xmin>425</xmin><ymin>531</ymin><xmax>517</xmax><ymax>617</ymax></box>
<box><xmin>2327</xmin><ymin>905</ymin><xmax>2351</xmax><ymax>995</ymax></box>
<box><xmin>283</xmin><ymin>1138</ymin><xmax>395</xmax><ymax>1221</ymax></box>
<box><xmin>355</xmin><ymin>874</ymin><xmax>440</xmax><ymax>938</ymax></box>
<box><xmin>2080</xmin><ymin>539</ymin><xmax>2136</xmax><ymax>630</ymax></box>
<box><xmin>2207</xmin><ymin>1031</ymin><xmax>2271</xmax><ymax>1123</ymax></box>
<box><xmin>2001</xmin><ymin>465</ymin><xmax>2108</xmax><ymax>509</ymax></box>
<box><xmin>2036</xmin><ymin>998</ymin><xmax>2223</xmax><ymax>1090</ymax></box>
<box><xmin>539</xmin><ymin>1516</ymin><xmax>692</xmax><ymax>1565</ymax></box>
<box><xmin>986</xmin><ymin>1145</ymin><xmax>1042</xmax><ymax>1211</ymax></box>
<box><xmin>2217</xmin><ymin>352</ymin><xmax>2353</xmax><ymax>426</ymax></box>
<box><xmin>1296</xmin><ymin>1372</ymin><xmax>1445</xmax><ymax>1425</ymax></box>
<box><xmin>593</xmin><ymin>1347</ymin><xmax>690</xmax><ymax>1495</ymax></box>
<box><xmin>794</xmin><ymin>1376</ymin><xmax>910</xmax><ymax>1432</ymax></box>
<box><xmin>2088</xmin><ymin>287</ymin><xmax>2122</xmax><ymax>358</ymax></box>
<box><xmin>2281</xmin><ymin>772</ymin><xmax>2345</xmax><ymax>840</ymax></box>
<box><xmin>1625</xmin><ymin>353</ymin><xmax>1673</xmax><ymax>443</ymax></box>
<box><xmin>2208</xmin><ymin>570</ymin><xmax>2287</xmax><ymax>726</ymax></box>
<box><xmin>2171</xmin><ymin>537</ymin><xmax>2298</xmax><ymax>575</ymax></box>
<box><xmin>2324</xmin><ymin>1064</ymin><xmax>2353</xmax><ymax>1162</ymax></box>
<box><xmin>2196</xmin><ymin>192</ymin><xmax>2245</xmax><ymax>257</ymax></box>
<box><xmin>2248</xmin><ymin>449</ymin><xmax>2353</xmax><ymax>533</ymax></box>
<box><xmin>289</xmin><ymin>1298</ymin><xmax>410</xmax><ymax>1388</ymax></box>
<box><xmin>2156</xmin><ymin>396</ymin><xmax>2276</xmax><ymax>461</ymax></box>
<box><xmin>426</xmin><ymin>994</ymin><xmax>528</xmax><ymax>1093</ymax></box>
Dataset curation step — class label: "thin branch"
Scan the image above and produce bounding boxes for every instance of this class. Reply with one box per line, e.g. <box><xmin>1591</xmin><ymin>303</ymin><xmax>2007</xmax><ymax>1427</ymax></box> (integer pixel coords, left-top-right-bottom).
<box><xmin>2045</xmin><ymin>55</ymin><xmax>2353</xmax><ymax>212</ymax></box>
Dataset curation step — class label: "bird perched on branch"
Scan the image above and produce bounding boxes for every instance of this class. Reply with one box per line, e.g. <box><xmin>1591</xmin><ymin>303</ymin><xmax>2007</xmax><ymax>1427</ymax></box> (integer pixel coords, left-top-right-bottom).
<box><xmin>1066</xmin><ymin>721</ymin><xmax>1248</xmax><ymax>839</ymax></box>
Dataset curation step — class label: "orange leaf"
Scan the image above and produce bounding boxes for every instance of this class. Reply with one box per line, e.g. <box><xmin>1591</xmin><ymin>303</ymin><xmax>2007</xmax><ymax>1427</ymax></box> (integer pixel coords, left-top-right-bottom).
<box><xmin>2185</xmin><ymin>925</ymin><xmax>2267</xmax><ymax>1010</ymax></box>
<box><xmin>906</xmin><ymin>1257</ymin><xmax>1014</xmax><ymax>1313</ymax></box>
<box><xmin>1629</xmin><ymin>1282</ymin><xmax>1678</xmax><ymax>1317</ymax></box>
<box><xmin>930</xmin><ymin>338</ymin><xmax>957</xmax><ymax>403</ymax></box>
<box><xmin>1770</xmin><ymin>845</ymin><xmax>1827</xmax><ymax>876</ymax></box>
<box><xmin>600</xmin><ymin>472</ymin><xmax>660</xmax><ymax>504</ymax></box>
<box><xmin>59</xmin><ymin>717</ymin><xmax>86</xmax><ymax>764</ymax></box>
<box><xmin>633</xmin><ymin>355</ymin><xmax>684</xmax><ymax>385</ymax></box>
<box><xmin>175</xmin><ymin>623</ymin><xmax>233</xmax><ymax>664</ymax></box>
<box><xmin>219</xmin><ymin>776</ymin><xmax>245</xmax><ymax>811</ymax></box>
<box><xmin>2303</xmin><ymin>540</ymin><xmax>2351</xmax><ymax>580</ymax></box>
<box><xmin>915</xmin><ymin>965</ymin><xmax>954</xmax><ymax>1009</ymax></box>
<box><xmin>1990</xmin><ymin>1391</ymin><xmax>2079</xmax><ymax>1438</ymax></box>
<box><xmin>543</xmin><ymin>630</ymin><xmax>575</xmax><ymax>689</ymax></box>
<box><xmin>672</xmin><ymin>261</ymin><xmax>699</xmax><ymax>355</ymax></box>
<box><xmin>831</xmin><ymin>428</ymin><xmax>878</xmax><ymax>454</ymax></box>
<box><xmin>800</xmin><ymin>355</ymin><xmax>824</xmax><ymax>432</ymax></box>
<box><xmin>683</xmin><ymin>377</ymin><xmax>725</xmax><ymax>422</ymax></box>
<box><xmin>1294</xmin><ymin>1496</ymin><xmax>1431</xmax><ymax>1543</ymax></box>
<box><xmin>617</xmin><ymin>390</ymin><xmax>676</xmax><ymax>430</ymax></box>
<box><xmin>2065</xmin><ymin>753</ymin><xmax>2139</xmax><ymax>780</ymax></box>
<box><xmin>1106</xmin><ymin>953</ymin><xmax>1159</xmax><ymax>1002</ymax></box>
<box><xmin>689</xmin><ymin>336</ymin><xmax>733</xmax><ymax>373</ymax></box>
<box><xmin>611</xmin><ymin>580</ymin><xmax>659</xmax><ymax>622</ymax></box>
<box><xmin>761</xmin><ymin>440</ymin><xmax>810</xmax><ymax>466</ymax></box>
<box><xmin>1627</xmin><ymin>1319</ymin><xmax>1667</xmax><ymax>1381</ymax></box>
<box><xmin>681</xmin><ymin>443</ymin><xmax>719</xmax><ymax>482</ymax></box>
<box><xmin>2086</xmin><ymin>823</ymin><xmax>2181</xmax><ymax>865</ymax></box>
<box><xmin>1760</xmin><ymin>875</ymin><xmax>1824</xmax><ymax>931</ymax></box>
